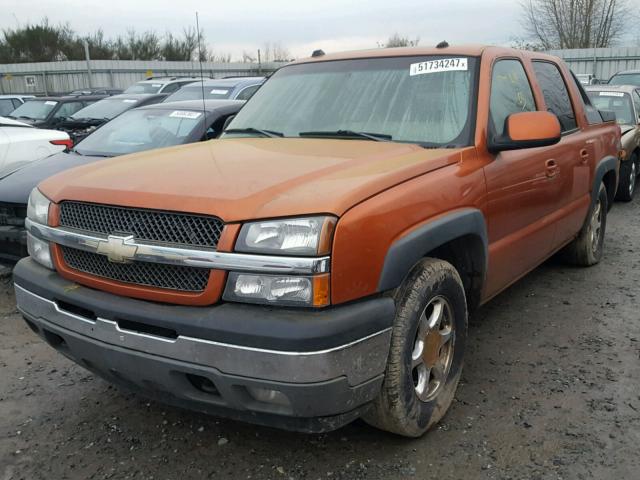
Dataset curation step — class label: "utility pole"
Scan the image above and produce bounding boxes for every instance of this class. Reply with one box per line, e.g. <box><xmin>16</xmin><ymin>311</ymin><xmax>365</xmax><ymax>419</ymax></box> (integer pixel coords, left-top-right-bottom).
<box><xmin>84</xmin><ymin>40</ymin><xmax>93</xmax><ymax>88</ymax></box>
<box><xmin>257</xmin><ymin>49</ymin><xmax>262</xmax><ymax>75</ymax></box>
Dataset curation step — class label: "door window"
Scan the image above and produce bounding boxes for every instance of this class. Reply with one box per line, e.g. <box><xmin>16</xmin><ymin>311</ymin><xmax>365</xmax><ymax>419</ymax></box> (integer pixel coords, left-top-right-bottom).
<box><xmin>0</xmin><ymin>99</ymin><xmax>15</xmax><ymax>116</ymax></box>
<box><xmin>235</xmin><ymin>84</ymin><xmax>260</xmax><ymax>101</ymax></box>
<box><xmin>632</xmin><ymin>91</ymin><xmax>640</xmax><ymax>123</ymax></box>
<box><xmin>533</xmin><ymin>61</ymin><xmax>577</xmax><ymax>132</ymax></box>
<box><xmin>53</xmin><ymin>101</ymin><xmax>84</xmax><ymax>119</ymax></box>
<box><xmin>489</xmin><ymin>59</ymin><xmax>536</xmax><ymax>137</ymax></box>
<box><xmin>161</xmin><ymin>82</ymin><xmax>180</xmax><ymax>93</ymax></box>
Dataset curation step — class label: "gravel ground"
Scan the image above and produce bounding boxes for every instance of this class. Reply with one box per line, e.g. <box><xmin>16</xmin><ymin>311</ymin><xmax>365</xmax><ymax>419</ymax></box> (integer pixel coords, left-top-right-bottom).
<box><xmin>1</xmin><ymin>198</ymin><xmax>640</xmax><ymax>480</ymax></box>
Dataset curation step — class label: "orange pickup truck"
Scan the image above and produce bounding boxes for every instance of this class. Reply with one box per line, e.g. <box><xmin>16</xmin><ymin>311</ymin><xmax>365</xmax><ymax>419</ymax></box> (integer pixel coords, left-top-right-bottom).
<box><xmin>14</xmin><ymin>45</ymin><xmax>620</xmax><ymax>437</ymax></box>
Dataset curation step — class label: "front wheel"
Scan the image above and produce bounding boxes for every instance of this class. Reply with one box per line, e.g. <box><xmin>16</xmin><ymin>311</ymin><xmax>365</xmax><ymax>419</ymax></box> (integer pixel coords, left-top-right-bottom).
<box><xmin>363</xmin><ymin>258</ymin><xmax>467</xmax><ymax>437</ymax></box>
<box><xmin>615</xmin><ymin>153</ymin><xmax>638</xmax><ymax>202</ymax></box>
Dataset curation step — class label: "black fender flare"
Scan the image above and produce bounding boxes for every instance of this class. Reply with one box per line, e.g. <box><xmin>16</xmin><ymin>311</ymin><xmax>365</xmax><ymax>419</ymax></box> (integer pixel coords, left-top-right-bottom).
<box><xmin>591</xmin><ymin>155</ymin><xmax>618</xmax><ymax>211</ymax></box>
<box><xmin>377</xmin><ymin>208</ymin><xmax>488</xmax><ymax>292</ymax></box>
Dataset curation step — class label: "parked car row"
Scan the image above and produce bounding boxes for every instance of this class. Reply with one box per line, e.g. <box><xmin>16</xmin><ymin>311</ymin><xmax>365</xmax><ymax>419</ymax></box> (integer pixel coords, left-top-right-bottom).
<box><xmin>3</xmin><ymin>44</ymin><xmax>639</xmax><ymax>438</ymax></box>
<box><xmin>0</xmin><ymin>99</ymin><xmax>243</xmax><ymax>260</ymax></box>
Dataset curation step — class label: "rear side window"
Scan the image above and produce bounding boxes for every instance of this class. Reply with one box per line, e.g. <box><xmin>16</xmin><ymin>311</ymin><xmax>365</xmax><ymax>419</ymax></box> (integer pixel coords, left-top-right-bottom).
<box><xmin>489</xmin><ymin>59</ymin><xmax>536</xmax><ymax>137</ymax></box>
<box><xmin>633</xmin><ymin>91</ymin><xmax>640</xmax><ymax>122</ymax></box>
<box><xmin>0</xmin><ymin>99</ymin><xmax>15</xmax><ymax>116</ymax></box>
<box><xmin>235</xmin><ymin>84</ymin><xmax>260</xmax><ymax>101</ymax></box>
<box><xmin>532</xmin><ymin>62</ymin><xmax>577</xmax><ymax>132</ymax></box>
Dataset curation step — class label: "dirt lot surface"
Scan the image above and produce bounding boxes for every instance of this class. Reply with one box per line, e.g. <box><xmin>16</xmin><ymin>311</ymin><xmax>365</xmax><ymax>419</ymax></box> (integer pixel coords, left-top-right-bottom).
<box><xmin>2</xmin><ymin>199</ymin><xmax>640</xmax><ymax>480</ymax></box>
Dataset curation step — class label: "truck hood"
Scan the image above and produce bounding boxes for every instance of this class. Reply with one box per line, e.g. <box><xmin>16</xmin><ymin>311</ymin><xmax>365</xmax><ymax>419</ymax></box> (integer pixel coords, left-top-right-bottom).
<box><xmin>40</xmin><ymin>138</ymin><xmax>470</xmax><ymax>222</ymax></box>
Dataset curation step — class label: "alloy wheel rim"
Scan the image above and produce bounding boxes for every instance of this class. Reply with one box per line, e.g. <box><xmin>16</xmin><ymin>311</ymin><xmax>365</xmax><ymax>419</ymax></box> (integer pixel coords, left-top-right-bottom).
<box><xmin>411</xmin><ymin>296</ymin><xmax>455</xmax><ymax>402</ymax></box>
<box><xmin>629</xmin><ymin>162</ymin><xmax>636</xmax><ymax>196</ymax></box>
<box><xmin>589</xmin><ymin>199</ymin><xmax>603</xmax><ymax>253</ymax></box>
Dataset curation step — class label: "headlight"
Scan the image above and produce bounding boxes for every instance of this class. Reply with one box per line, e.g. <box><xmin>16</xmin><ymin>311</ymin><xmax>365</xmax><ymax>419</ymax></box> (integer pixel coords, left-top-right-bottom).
<box><xmin>236</xmin><ymin>216</ymin><xmax>336</xmax><ymax>256</ymax></box>
<box><xmin>223</xmin><ymin>272</ymin><xmax>329</xmax><ymax>307</ymax></box>
<box><xmin>27</xmin><ymin>188</ymin><xmax>51</xmax><ymax>225</ymax></box>
<box><xmin>27</xmin><ymin>233</ymin><xmax>54</xmax><ymax>269</ymax></box>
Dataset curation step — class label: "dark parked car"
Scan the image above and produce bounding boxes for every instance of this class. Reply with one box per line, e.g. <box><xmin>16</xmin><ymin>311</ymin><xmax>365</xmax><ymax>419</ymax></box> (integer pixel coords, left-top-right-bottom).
<box><xmin>0</xmin><ymin>99</ymin><xmax>243</xmax><ymax>261</ymax></box>
<box><xmin>57</xmin><ymin>93</ymin><xmax>168</xmax><ymax>142</ymax></box>
<box><xmin>5</xmin><ymin>95</ymin><xmax>106</xmax><ymax>129</ymax></box>
<box><xmin>68</xmin><ymin>87</ymin><xmax>124</xmax><ymax>96</ymax></box>
<box><xmin>164</xmin><ymin>77</ymin><xmax>265</xmax><ymax>102</ymax></box>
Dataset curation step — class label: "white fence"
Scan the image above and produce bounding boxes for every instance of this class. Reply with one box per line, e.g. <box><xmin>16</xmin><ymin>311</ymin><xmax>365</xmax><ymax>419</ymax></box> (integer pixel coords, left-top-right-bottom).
<box><xmin>2</xmin><ymin>47</ymin><xmax>640</xmax><ymax>95</ymax></box>
<box><xmin>548</xmin><ymin>47</ymin><xmax>640</xmax><ymax>81</ymax></box>
<box><xmin>0</xmin><ymin>59</ymin><xmax>281</xmax><ymax>95</ymax></box>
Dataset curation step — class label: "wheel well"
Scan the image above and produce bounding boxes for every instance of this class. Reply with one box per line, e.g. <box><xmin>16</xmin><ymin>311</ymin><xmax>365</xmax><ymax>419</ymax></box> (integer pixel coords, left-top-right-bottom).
<box><xmin>602</xmin><ymin>169</ymin><xmax>617</xmax><ymax>210</ymax></box>
<box><xmin>425</xmin><ymin>234</ymin><xmax>486</xmax><ymax>313</ymax></box>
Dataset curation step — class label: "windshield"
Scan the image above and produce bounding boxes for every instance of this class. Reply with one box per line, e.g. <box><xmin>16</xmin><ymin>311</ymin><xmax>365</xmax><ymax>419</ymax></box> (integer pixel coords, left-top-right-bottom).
<box><xmin>74</xmin><ymin>107</ymin><xmax>205</xmax><ymax>156</ymax></box>
<box><xmin>225</xmin><ymin>56</ymin><xmax>477</xmax><ymax>146</ymax></box>
<box><xmin>124</xmin><ymin>82</ymin><xmax>163</xmax><ymax>94</ymax></box>
<box><xmin>588</xmin><ymin>91</ymin><xmax>634</xmax><ymax>125</ymax></box>
<box><xmin>71</xmin><ymin>98</ymin><xmax>139</xmax><ymax>120</ymax></box>
<box><xmin>9</xmin><ymin>100</ymin><xmax>57</xmax><ymax>120</ymax></box>
<box><xmin>608</xmin><ymin>73</ymin><xmax>640</xmax><ymax>86</ymax></box>
<box><xmin>165</xmin><ymin>84</ymin><xmax>232</xmax><ymax>101</ymax></box>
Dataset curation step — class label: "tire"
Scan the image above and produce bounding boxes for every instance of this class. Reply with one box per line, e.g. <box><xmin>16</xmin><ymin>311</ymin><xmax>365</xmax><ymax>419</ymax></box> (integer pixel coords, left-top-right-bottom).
<box><xmin>562</xmin><ymin>182</ymin><xmax>608</xmax><ymax>266</ymax></box>
<box><xmin>615</xmin><ymin>153</ymin><xmax>638</xmax><ymax>202</ymax></box>
<box><xmin>363</xmin><ymin>258</ymin><xmax>467</xmax><ymax>437</ymax></box>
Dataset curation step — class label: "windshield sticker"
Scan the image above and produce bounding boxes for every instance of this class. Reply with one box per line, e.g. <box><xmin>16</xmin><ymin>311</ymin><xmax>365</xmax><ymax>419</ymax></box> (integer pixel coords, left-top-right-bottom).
<box><xmin>44</xmin><ymin>101</ymin><xmax>58</xmax><ymax>105</ymax></box>
<box><xmin>169</xmin><ymin>110</ymin><xmax>202</xmax><ymax>119</ymax></box>
<box><xmin>410</xmin><ymin>58</ymin><xmax>468</xmax><ymax>76</ymax></box>
<box><xmin>122</xmin><ymin>99</ymin><xmax>138</xmax><ymax>103</ymax></box>
<box><xmin>599</xmin><ymin>91</ymin><xmax>624</xmax><ymax>97</ymax></box>
<box><xmin>210</xmin><ymin>89</ymin><xmax>230</xmax><ymax>95</ymax></box>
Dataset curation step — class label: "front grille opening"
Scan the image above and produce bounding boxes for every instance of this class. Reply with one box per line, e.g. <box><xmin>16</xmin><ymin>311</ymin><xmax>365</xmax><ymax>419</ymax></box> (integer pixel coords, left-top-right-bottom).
<box><xmin>57</xmin><ymin>300</ymin><xmax>97</xmax><ymax>320</ymax></box>
<box><xmin>42</xmin><ymin>329</ymin><xmax>67</xmax><ymax>350</ymax></box>
<box><xmin>59</xmin><ymin>201</ymin><xmax>224</xmax><ymax>248</ymax></box>
<box><xmin>61</xmin><ymin>246</ymin><xmax>210</xmax><ymax>292</ymax></box>
<box><xmin>186</xmin><ymin>374</ymin><xmax>220</xmax><ymax>396</ymax></box>
<box><xmin>117</xmin><ymin>318</ymin><xmax>178</xmax><ymax>340</ymax></box>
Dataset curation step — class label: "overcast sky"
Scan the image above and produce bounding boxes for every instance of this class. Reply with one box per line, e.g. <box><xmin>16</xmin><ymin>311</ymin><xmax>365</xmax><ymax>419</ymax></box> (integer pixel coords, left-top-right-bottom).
<box><xmin>2</xmin><ymin>0</ymin><xmax>533</xmax><ymax>59</ymax></box>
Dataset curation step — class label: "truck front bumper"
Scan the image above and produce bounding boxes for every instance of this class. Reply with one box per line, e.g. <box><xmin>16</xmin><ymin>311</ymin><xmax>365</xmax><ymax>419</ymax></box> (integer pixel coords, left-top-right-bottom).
<box><xmin>13</xmin><ymin>258</ymin><xmax>395</xmax><ymax>432</ymax></box>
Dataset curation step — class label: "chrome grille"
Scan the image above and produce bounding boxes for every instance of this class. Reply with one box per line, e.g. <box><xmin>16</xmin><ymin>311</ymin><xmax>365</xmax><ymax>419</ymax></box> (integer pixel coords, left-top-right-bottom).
<box><xmin>61</xmin><ymin>246</ymin><xmax>210</xmax><ymax>292</ymax></box>
<box><xmin>59</xmin><ymin>201</ymin><xmax>223</xmax><ymax>248</ymax></box>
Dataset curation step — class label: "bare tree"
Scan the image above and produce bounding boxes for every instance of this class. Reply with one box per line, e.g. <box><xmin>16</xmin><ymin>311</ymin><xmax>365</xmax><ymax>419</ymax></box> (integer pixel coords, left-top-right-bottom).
<box><xmin>379</xmin><ymin>33</ymin><xmax>420</xmax><ymax>48</ymax></box>
<box><xmin>242</xmin><ymin>50</ymin><xmax>257</xmax><ymax>63</ymax></box>
<box><xmin>208</xmin><ymin>51</ymin><xmax>232</xmax><ymax>63</ymax></box>
<box><xmin>262</xmin><ymin>42</ymin><xmax>291</xmax><ymax>62</ymax></box>
<box><xmin>521</xmin><ymin>0</ymin><xmax>629</xmax><ymax>49</ymax></box>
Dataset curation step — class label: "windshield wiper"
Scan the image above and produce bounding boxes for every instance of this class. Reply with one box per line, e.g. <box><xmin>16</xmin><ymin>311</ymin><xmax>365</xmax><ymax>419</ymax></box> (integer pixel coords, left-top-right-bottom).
<box><xmin>224</xmin><ymin>127</ymin><xmax>283</xmax><ymax>138</ymax></box>
<box><xmin>298</xmin><ymin>130</ymin><xmax>392</xmax><ymax>142</ymax></box>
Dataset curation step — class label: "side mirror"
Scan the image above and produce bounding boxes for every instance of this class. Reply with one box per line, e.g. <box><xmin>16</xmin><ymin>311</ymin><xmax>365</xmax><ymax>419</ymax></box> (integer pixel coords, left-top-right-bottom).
<box><xmin>222</xmin><ymin>115</ymin><xmax>236</xmax><ymax>132</ymax></box>
<box><xmin>488</xmin><ymin>111</ymin><xmax>561</xmax><ymax>153</ymax></box>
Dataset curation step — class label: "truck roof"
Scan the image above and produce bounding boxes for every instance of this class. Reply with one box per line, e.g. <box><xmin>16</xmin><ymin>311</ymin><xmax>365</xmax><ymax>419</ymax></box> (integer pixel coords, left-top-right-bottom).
<box><xmin>290</xmin><ymin>45</ymin><xmax>562</xmax><ymax>65</ymax></box>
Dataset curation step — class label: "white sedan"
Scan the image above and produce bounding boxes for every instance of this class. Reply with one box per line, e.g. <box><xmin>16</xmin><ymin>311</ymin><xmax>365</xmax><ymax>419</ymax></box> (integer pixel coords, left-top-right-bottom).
<box><xmin>0</xmin><ymin>117</ymin><xmax>72</xmax><ymax>172</ymax></box>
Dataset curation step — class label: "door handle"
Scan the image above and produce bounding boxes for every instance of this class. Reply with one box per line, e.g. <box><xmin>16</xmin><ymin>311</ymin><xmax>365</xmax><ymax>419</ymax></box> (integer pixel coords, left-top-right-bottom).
<box><xmin>545</xmin><ymin>159</ymin><xmax>559</xmax><ymax>178</ymax></box>
<box><xmin>580</xmin><ymin>148</ymin><xmax>590</xmax><ymax>164</ymax></box>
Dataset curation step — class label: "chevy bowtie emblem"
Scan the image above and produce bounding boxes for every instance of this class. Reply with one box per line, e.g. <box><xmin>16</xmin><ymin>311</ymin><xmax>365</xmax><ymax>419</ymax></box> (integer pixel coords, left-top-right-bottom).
<box><xmin>96</xmin><ymin>235</ymin><xmax>138</xmax><ymax>263</ymax></box>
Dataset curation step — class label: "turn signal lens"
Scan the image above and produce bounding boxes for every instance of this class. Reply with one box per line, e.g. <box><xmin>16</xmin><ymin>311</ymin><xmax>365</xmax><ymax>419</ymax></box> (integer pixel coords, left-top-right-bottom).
<box><xmin>223</xmin><ymin>272</ymin><xmax>330</xmax><ymax>307</ymax></box>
